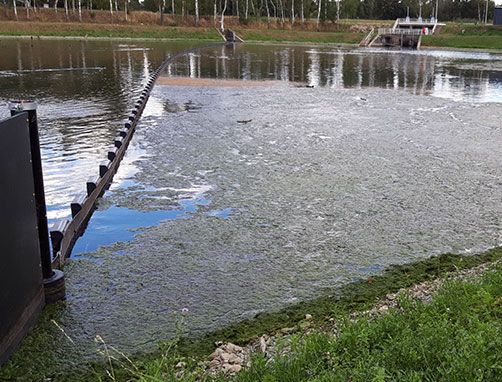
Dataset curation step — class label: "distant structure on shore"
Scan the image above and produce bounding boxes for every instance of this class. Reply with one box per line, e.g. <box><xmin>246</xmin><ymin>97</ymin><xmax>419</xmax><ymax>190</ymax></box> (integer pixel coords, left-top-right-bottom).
<box><xmin>495</xmin><ymin>7</ymin><xmax>502</xmax><ymax>25</ymax></box>
<box><xmin>360</xmin><ymin>17</ymin><xmax>445</xmax><ymax>50</ymax></box>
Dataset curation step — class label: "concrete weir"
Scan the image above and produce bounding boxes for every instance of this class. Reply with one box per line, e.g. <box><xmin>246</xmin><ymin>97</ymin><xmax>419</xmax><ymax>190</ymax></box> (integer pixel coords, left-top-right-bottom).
<box><xmin>363</xmin><ymin>17</ymin><xmax>445</xmax><ymax>49</ymax></box>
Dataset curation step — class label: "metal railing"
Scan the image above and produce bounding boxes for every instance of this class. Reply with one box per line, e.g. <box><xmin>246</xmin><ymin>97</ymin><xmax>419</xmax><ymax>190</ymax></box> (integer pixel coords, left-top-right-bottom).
<box><xmin>379</xmin><ymin>28</ymin><xmax>423</xmax><ymax>36</ymax></box>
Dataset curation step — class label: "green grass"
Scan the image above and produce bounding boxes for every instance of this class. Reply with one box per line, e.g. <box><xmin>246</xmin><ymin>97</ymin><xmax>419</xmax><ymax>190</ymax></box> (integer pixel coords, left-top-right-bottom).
<box><xmin>235</xmin><ymin>29</ymin><xmax>364</xmax><ymax>45</ymax></box>
<box><xmin>101</xmin><ymin>261</ymin><xmax>502</xmax><ymax>381</ymax></box>
<box><xmin>232</xmin><ymin>264</ymin><xmax>502</xmax><ymax>382</ymax></box>
<box><xmin>0</xmin><ymin>21</ymin><xmax>221</xmax><ymax>41</ymax></box>
<box><xmin>422</xmin><ymin>23</ymin><xmax>502</xmax><ymax>50</ymax></box>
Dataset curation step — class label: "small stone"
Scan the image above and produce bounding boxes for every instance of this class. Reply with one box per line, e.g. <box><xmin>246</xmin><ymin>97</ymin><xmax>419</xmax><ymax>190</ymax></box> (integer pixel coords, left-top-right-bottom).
<box><xmin>225</xmin><ymin>364</ymin><xmax>242</xmax><ymax>373</ymax></box>
<box><xmin>175</xmin><ymin>361</ymin><xmax>186</xmax><ymax>369</ymax></box>
<box><xmin>305</xmin><ymin>314</ymin><xmax>313</xmax><ymax>320</ymax></box>
<box><xmin>209</xmin><ymin>348</ymin><xmax>222</xmax><ymax>360</ymax></box>
<box><xmin>220</xmin><ymin>352</ymin><xmax>231</xmax><ymax>363</ymax></box>
<box><xmin>225</xmin><ymin>343</ymin><xmax>243</xmax><ymax>353</ymax></box>
<box><xmin>208</xmin><ymin>359</ymin><xmax>220</xmax><ymax>368</ymax></box>
<box><xmin>228</xmin><ymin>354</ymin><xmax>242</xmax><ymax>364</ymax></box>
<box><xmin>259</xmin><ymin>336</ymin><xmax>267</xmax><ymax>353</ymax></box>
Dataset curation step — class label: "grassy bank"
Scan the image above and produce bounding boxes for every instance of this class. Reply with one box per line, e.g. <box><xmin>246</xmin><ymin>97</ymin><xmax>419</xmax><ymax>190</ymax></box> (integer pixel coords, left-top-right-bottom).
<box><xmin>0</xmin><ymin>21</ymin><xmax>364</xmax><ymax>45</ymax></box>
<box><xmin>0</xmin><ymin>21</ymin><xmax>222</xmax><ymax>41</ymax></box>
<box><xmin>131</xmin><ymin>261</ymin><xmax>502</xmax><ymax>381</ymax></box>
<box><xmin>1</xmin><ymin>20</ymin><xmax>501</xmax><ymax>50</ymax></box>
<box><xmin>2</xmin><ymin>248</ymin><xmax>501</xmax><ymax>381</ymax></box>
<box><xmin>422</xmin><ymin>23</ymin><xmax>502</xmax><ymax>50</ymax></box>
<box><xmin>224</xmin><ymin>262</ymin><xmax>501</xmax><ymax>381</ymax></box>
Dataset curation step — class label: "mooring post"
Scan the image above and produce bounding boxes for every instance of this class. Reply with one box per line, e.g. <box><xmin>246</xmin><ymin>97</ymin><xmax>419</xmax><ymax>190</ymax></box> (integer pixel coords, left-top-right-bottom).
<box><xmin>9</xmin><ymin>100</ymin><xmax>65</xmax><ymax>304</ymax></box>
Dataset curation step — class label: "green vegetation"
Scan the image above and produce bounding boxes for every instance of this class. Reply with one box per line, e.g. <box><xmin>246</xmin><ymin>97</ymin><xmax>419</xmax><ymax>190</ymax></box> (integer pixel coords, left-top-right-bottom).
<box><xmin>230</xmin><ymin>263</ymin><xmax>502</xmax><ymax>382</ymax></box>
<box><xmin>422</xmin><ymin>23</ymin><xmax>502</xmax><ymax>50</ymax></box>
<box><xmin>235</xmin><ymin>29</ymin><xmax>364</xmax><ymax>44</ymax></box>
<box><xmin>0</xmin><ymin>19</ymin><xmax>501</xmax><ymax>50</ymax></box>
<box><xmin>0</xmin><ymin>21</ymin><xmax>221</xmax><ymax>41</ymax></box>
<box><xmin>2</xmin><ymin>249</ymin><xmax>501</xmax><ymax>381</ymax></box>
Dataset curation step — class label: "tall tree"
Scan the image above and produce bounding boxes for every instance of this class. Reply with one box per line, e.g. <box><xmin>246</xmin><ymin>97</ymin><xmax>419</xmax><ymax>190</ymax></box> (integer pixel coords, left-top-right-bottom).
<box><xmin>291</xmin><ymin>0</ymin><xmax>294</xmax><ymax>24</ymax></box>
<box><xmin>265</xmin><ymin>0</ymin><xmax>271</xmax><ymax>27</ymax></box>
<box><xmin>220</xmin><ymin>0</ymin><xmax>227</xmax><ymax>30</ymax></box>
<box><xmin>195</xmin><ymin>0</ymin><xmax>199</xmax><ymax>26</ymax></box>
<box><xmin>159</xmin><ymin>0</ymin><xmax>164</xmax><ymax>24</ymax></box>
<box><xmin>301</xmin><ymin>0</ymin><xmax>304</xmax><ymax>27</ymax></box>
<box><xmin>316</xmin><ymin>0</ymin><xmax>321</xmax><ymax>30</ymax></box>
<box><xmin>108</xmin><ymin>0</ymin><xmax>113</xmax><ymax>20</ymax></box>
<box><xmin>13</xmin><ymin>0</ymin><xmax>17</xmax><ymax>20</ymax></box>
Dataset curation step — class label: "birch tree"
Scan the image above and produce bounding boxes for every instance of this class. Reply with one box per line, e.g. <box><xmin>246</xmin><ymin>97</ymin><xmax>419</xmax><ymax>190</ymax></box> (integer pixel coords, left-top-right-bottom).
<box><xmin>301</xmin><ymin>0</ymin><xmax>304</xmax><ymax>27</ymax></box>
<box><xmin>78</xmin><ymin>0</ymin><xmax>81</xmax><ymax>21</ymax></box>
<box><xmin>213</xmin><ymin>0</ymin><xmax>216</xmax><ymax>25</ymax></box>
<box><xmin>245</xmin><ymin>0</ymin><xmax>248</xmax><ymax>19</ymax></box>
<box><xmin>316</xmin><ymin>0</ymin><xmax>321</xmax><ymax>31</ymax></box>
<box><xmin>291</xmin><ymin>0</ymin><xmax>294</xmax><ymax>25</ymax></box>
<box><xmin>109</xmin><ymin>0</ymin><xmax>113</xmax><ymax>20</ymax></box>
<box><xmin>64</xmin><ymin>0</ymin><xmax>69</xmax><ymax>20</ymax></box>
<box><xmin>13</xmin><ymin>0</ymin><xmax>17</xmax><ymax>20</ymax></box>
<box><xmin>220</xmin><ymin>0</ymin><xmax>227</xmax><ymax>30</ymax></box>
<box><xmin>195</xmin><ymin>0</ymin><xmax>199</xmax><ymax>26</ymax></box>
<box><xmin>265</xmin><ymin>0</ymin><xmax>270</xmax><ymax>28</ymax></box>
<box><xmin>124</xmin><ymin>0</ymin><xmax>128</xmax><ymax>21</ymax></box>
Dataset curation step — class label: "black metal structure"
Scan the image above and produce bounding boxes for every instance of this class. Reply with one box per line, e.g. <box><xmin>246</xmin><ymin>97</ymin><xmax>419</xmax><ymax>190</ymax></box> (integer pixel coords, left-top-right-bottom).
<box><xmin>0</xmin><ymin>114</ymin><xmax>45</xmax><ymax>365</ymax></box>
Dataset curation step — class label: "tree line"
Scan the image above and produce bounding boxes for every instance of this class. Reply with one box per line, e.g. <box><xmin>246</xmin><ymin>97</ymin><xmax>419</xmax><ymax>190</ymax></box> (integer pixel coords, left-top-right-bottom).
<box><xmin>3</xmin><ymin>0</ymin><xmax>498</xmax><ymax>25</ymax></box>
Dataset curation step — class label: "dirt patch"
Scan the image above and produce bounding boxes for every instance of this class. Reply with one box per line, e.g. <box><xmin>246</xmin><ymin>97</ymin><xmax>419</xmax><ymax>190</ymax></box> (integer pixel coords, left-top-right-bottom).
<box><xmin>156</xmin><ymin>76</ymin><xmax>284</xmax><ymax>87</ymax></box>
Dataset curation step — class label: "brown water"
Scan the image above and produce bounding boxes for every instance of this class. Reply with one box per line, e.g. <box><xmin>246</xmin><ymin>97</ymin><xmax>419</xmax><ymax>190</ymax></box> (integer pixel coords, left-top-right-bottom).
<box><xmin>0</xmin><ymin>38</ymin><xmax>205</xmax><ymax>222</ymax></box>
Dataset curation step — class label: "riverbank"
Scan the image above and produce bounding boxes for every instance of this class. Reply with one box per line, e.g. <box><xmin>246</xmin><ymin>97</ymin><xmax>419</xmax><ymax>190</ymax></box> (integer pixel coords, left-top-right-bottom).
<box><xmin>1</xmin><ymin>20</ymin><xmax>501</xmax><ymax>50</ymax></box>
<box><xmin>1</xmin><ymin>248</ymin><xmax>501</xmax><ymax>381</ymax></box>
<box><xmin>421</xmin><ymin>22</ymin><xmax>502</xmax><ymax>50</ymax></box>
<box><xmin>0</xmin><ymin>21</ymin><xmax>363</xmax><ymax>45</ymax></box>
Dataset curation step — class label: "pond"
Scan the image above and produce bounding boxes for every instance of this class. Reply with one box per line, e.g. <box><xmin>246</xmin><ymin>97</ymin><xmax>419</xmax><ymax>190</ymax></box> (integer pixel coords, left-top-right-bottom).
<box><xmin>1</xmin><ymin>38</ymin><xmax>502</xmax><ymax>375</ymax></box>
